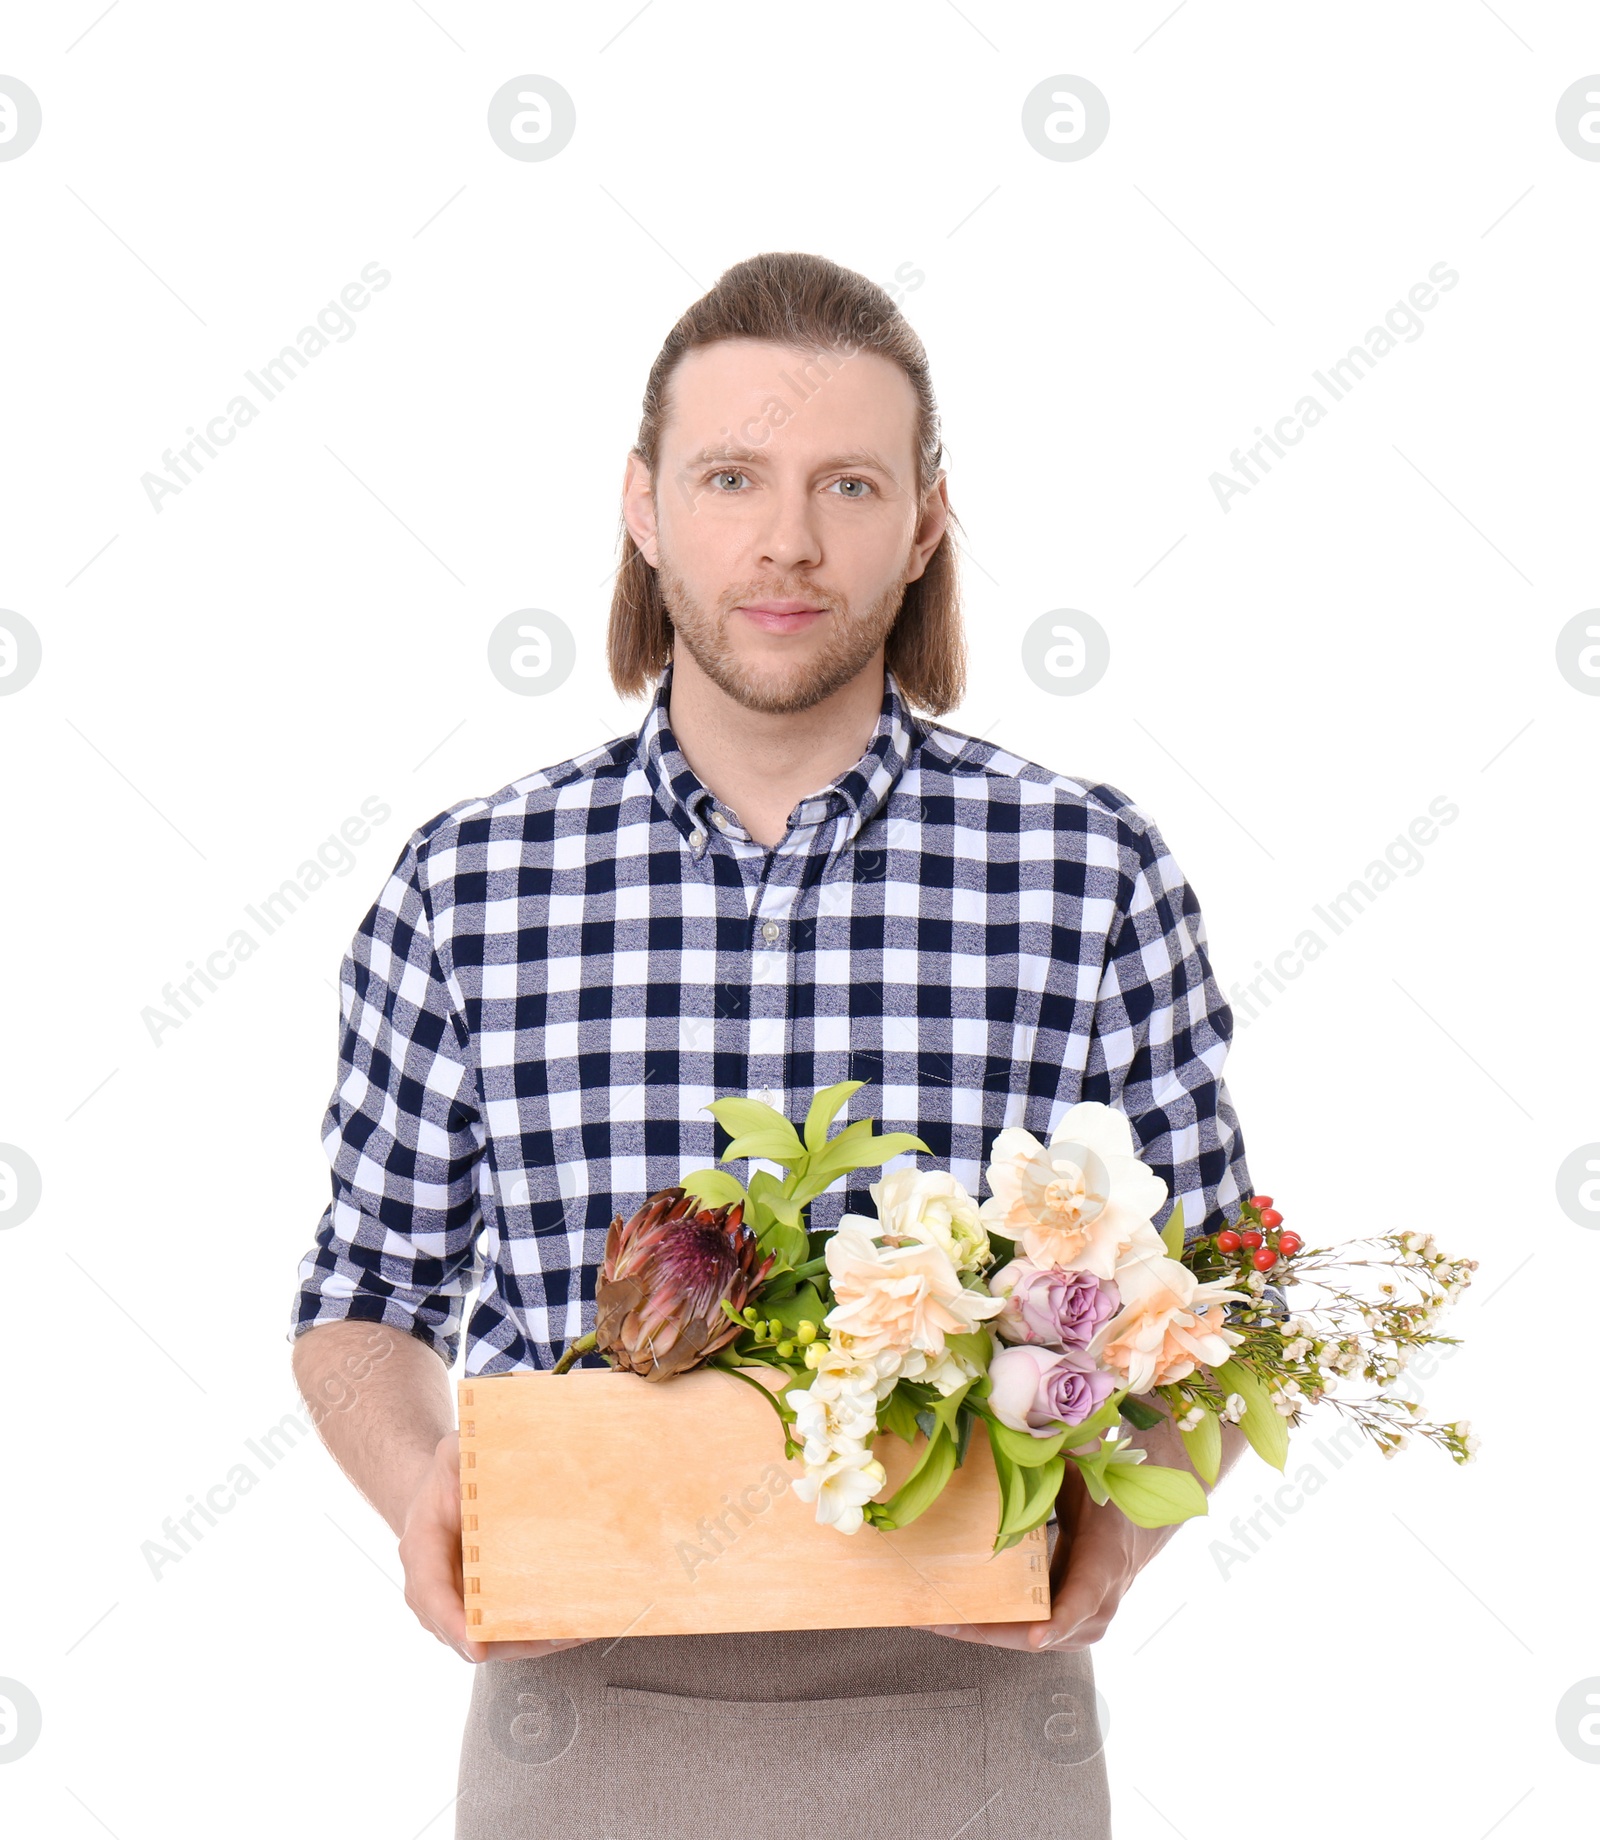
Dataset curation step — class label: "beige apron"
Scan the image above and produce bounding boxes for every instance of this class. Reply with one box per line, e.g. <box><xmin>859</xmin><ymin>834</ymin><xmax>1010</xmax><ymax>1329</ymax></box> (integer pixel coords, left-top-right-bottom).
<box><xmin>455</xmin><ymin>1530</ymin><xmax>1113</xmax><ymax>1839</ymax></box>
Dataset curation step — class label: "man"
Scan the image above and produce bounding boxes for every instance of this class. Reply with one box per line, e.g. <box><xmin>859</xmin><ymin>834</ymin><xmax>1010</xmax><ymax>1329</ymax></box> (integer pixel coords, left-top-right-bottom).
<box><xmin>289</xmin><ymin>251</ymin><xmax>1254</xmax><ymax>1838</ymax></box>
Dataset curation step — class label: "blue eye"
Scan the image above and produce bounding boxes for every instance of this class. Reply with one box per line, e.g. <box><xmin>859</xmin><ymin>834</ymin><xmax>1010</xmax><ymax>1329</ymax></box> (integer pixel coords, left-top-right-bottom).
<box><xmin>832</xmin><ymin>478</ymin><xmax>872</xmax><ymax>498</ymax></box>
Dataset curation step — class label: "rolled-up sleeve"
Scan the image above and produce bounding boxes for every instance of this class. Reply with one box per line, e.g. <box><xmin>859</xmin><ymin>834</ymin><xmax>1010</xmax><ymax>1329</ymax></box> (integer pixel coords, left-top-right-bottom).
<box><xmin>289</xmin><ymin>833</ymin><xmax>484</xmax><ymax>1365</ymax></box>
<box><xmin>1083</xmin><ymin>800</ymin><xmax>1253</xmax><ymax>1250</ymax></box>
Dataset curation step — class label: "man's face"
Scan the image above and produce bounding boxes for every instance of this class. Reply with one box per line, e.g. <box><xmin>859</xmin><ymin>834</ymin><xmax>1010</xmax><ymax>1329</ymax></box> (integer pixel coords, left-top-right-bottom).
<box><xmin>623</xmin><ymin>338</ymin><xmax>947</xmax><ymax>715</ymax></box>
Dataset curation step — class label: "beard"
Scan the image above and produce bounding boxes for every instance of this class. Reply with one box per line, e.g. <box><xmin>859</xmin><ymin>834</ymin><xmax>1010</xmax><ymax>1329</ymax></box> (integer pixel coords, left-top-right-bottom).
<box><xmin>654</xmin><ymin>554</ymin><xmax>907</xmax><ymax>716</ymax></box>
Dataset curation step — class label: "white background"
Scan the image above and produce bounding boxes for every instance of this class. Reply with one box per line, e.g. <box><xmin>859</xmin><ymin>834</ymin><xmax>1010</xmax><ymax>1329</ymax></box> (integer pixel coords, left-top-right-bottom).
<box><xmin>1</xmin><ymin>3</ymin><xmax>1596</xmax><ymax>1835</ymax></box>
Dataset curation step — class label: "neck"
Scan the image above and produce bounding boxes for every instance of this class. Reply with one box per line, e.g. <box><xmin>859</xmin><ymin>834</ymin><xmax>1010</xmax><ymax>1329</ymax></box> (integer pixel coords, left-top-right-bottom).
<box><xmin>664</xmin><ymin>648</ymin><xmax>887</xmax><ymax>848</ymax></box>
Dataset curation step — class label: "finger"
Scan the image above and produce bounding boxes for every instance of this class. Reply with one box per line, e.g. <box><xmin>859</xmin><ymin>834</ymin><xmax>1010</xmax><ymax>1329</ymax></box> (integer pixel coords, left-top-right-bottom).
<box><xmin>1030</xmin><ymin>1579</ymin><xmax>1112</xmax><ymax>1651</ymax></box>
<box><xmin>920</xmin><ymin>1619</ymin><xmax>1041</xmax><ymax>1651</ymax></box>
<box><xmin>403</xmin><ymin>1519</ymin><xmax>473</xmax><ymax>1657</ymax></box>
<box><xmin>476</xmin><ymin>1636</ymin><xmax>594</xmax><ymax>1662</ymax></box>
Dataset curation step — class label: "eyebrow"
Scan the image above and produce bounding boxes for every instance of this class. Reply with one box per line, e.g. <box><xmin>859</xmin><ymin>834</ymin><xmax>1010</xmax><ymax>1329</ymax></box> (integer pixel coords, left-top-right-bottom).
<box><xmin>684</xmin><ymin>444</ymin><xmax>898</xmax><ymax>473</ymax></box>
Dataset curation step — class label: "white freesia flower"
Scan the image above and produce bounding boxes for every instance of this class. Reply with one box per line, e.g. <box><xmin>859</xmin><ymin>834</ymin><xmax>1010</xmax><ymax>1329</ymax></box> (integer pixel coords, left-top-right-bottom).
<box><xmin>786</xmin><ymin>1380</ymin><xmax>878</xmax><ymax>1467</ymax></box>
<box><xmin>979</xmin><ymin>1102</ymin><xmax>1169</xmax><ymax>1279</ymax></box>
<box><xmin>788</xmin><ymin>1444</ymin><xmax>887</xmax><ymax>1534</ymax></box>
<box><xmin>868</xmin><ymin>1167</ymin><xmax>991</xmax><ymax>1273</ymax></box>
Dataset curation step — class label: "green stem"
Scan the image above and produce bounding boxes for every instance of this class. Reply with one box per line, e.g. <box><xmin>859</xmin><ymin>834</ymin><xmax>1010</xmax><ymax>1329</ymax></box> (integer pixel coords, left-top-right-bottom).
<box><xmin>711</xmin><ymin>1357</ymin><xmax>801</xmax><ymax>1453</ymax></box>
<box><xmin>551</xmin><ymin>1330</ymin><xmax>597</xmax><ymax>1375</ymax></box>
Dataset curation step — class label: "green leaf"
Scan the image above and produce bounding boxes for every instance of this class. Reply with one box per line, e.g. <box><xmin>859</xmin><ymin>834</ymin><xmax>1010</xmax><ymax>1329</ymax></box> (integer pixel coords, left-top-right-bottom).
<box><xmin>1179</xmin><ymin>1404</ymin><xmax>1222</xmax><ymax>1486</ymax></box>
<box><xmin>804</xmin><ymin>1080</ymin><xmax>863</xmax><ymax>1154</ymax></box>
<box><xmin>786</xmin><ymin>1165</ymin><xmax>844</xmax><ymax>1211</ymax></box>
<box><xmin>1161</xmin><ymin>1196</ymin><xmax>1186</xmax><ymax>1260</ymax></box>
<box><xmin>1211</xmin><ymin>1358</ymin><xmax>1289</xmax><ymax>1472</ymax></box>
<box><xmin>1102</xmin><ymin>1460</ymin><xmax>1209</xmax><ymax>1529</ymax></box>
<box><xmin>877</xmin><ymin>1385</ymin><xmax>925</xmax><ymax>1445</ymax></box>
<box><xmin>679</xmin><ymin>1168</ymin><xmax>748</xmax><ymax>1209</ymax></box>
<box><xmin>927</xmin><ymin>1380</ymin><xmax>974</xmax><ymax>1440</ymax></box>
<box><xmin>986</xmin><ymin>1417</ymin><xmax>1071</xmax><ymax>1469</ymax></box>
<box><xmin>1119</xmin><ymin>1394</ymin><xmax>1164</xmax><ymax>1430</ymax></box>
<box><xmin>722</xmin><ymin>1127</ymin><xmax>809</xmax><ymax>1169</ymax></box>
<box><xmin>1070</xmin><ymin>1440</ymin><xmax>1116</xmax><ymax>1508</ymax></box>
<box><xmin>762</xmin><ymin>1282</ymin><xmax>828</xmax><ymax>1337</ymax></box>
<box><xmin>762</xmin><ymin>1194</ymin><xmax>806</xmax><ymax>1229</ymax></box>
<box><xmin>1001</xmin><ymin>1455</ymin><xmax>1065</xmax><ymax>1545</ymax></box>
<box><xmin>989</xmin><ymin>1434</ymin><xmax>1055</xmax><ymax>1550</ymax></box>
<box><xmin>758</xmin><ymin>1221</ymin><xmax>809</xmax><ymax>1272</ymax></box>
<box><xmin>985</xmin><ymin>1228</ymin><xmax>1017</xmax><ymax>1266</ymax></box>
<box><xmin>1058</xmin><ymin>1394</ymin><xmax>1126</xmax><ymax>1445</ymax></box>
<box><xmin>707</xmin><ymin>1096</ymin><xmax>801</xmax><ymax>1143</ymax></box>
<box><xmin>745</xmin><ymin>1170</ymin><xmax>804</xmax><ymax>1234</ymax></box>
<box><xmin>809</xmin><ymin>1130</ymin><xmax>931</xmax><ymax>1182</ymax></box>
<box><xmin>875</xmin><ymin>1426</ymin><xmax>957</xmax><ymax>1529</ymax></box>
<box><xmin>952</xmin><ymin>1404</ymin><xmax>975</xmax><ymax>1468</ymax></box>
<box><xmin>998</xmin><ymin>1442</ymin><xmax>1026</xmax><ymax>1522</ymax></box>
<box><xmin>941</xmin><ymin>1327</ymin><xmax>995</xmax><ymax>1376</ymax></box>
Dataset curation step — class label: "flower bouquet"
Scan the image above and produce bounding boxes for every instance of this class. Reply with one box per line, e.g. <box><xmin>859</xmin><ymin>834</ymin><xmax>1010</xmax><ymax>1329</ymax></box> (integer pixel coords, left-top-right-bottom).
<box><xmin>552</xmin><ymin>1082</ymin><xmax>1477</xmax><ymax>1556</ymax></box>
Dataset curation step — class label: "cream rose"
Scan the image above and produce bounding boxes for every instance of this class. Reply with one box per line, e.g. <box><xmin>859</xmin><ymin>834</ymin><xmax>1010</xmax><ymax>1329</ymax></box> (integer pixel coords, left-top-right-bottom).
<box><xmin>979</xmin><ymin>1102</ymin><xmax>1169</xmax><ymax>1278</ymax></box>
<box><xmin>1087</xmin><ymin>1240</ymin><xmax>1249</xmax><ymax>1392</ymax></box>
<box><xmin>868</xmin><ymin>1167</ymin><xmax>992</xmax><ymax>1273</ymax></box>
<box><xmin>822</xmin><ymin>1219</ymin><xmax>1004</xmax><ymax>1365</ymax></box>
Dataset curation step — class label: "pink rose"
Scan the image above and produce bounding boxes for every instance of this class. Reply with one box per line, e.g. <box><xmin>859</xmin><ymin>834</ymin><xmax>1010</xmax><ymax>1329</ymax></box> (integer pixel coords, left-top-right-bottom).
<box><xmin>987</xmin><ymin>1344</ymin><xmax>1118</xmax><ymax>1439</ymax></box>
<box><xmin>990</xmin><ymin>1257</ymin><xmax>1119</xmax><ymax>1351</ymax></box>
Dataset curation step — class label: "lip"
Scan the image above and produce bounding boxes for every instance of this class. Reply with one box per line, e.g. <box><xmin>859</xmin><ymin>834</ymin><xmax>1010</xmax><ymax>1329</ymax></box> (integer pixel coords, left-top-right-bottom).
<box><xmin>737</xmin><ymin>601</ymin><xmax>828</xmax><ymax>634</ymax></box>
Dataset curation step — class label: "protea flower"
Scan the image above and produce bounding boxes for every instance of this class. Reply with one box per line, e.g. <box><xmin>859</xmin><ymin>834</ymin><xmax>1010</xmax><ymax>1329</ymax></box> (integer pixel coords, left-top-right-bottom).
<box><xmin>592</xmin><ymin>1186</ymin><xmax>774</xmax><ymax>1381</ymax></box>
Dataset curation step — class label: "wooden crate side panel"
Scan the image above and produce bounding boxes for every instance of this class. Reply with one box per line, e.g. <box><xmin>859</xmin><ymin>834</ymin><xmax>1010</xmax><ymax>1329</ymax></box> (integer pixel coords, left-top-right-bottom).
<box><xmin>459</xmin><ymin>1368</ymin><xmax>1051</xmax><ymax>1641</ymax></box>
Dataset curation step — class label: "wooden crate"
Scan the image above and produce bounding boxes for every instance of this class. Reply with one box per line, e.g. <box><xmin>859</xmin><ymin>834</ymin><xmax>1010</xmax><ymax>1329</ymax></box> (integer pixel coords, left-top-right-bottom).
<box><xmin>458</xmin><ymin>1365</ymin><xmax>1052</xmax><ymax>1640</ymax></box>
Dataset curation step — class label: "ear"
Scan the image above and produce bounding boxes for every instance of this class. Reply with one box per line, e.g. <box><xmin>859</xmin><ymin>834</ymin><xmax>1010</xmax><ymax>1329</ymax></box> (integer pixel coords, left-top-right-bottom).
<box><xmin>904</xmin><ymin>472</ymin><xmax>950</xmax><ymax>585</ymax></box>
<box><xmin>621</xmin><ymin>450</ymin><xmax>660</xmax><ymax>565</ymax></box>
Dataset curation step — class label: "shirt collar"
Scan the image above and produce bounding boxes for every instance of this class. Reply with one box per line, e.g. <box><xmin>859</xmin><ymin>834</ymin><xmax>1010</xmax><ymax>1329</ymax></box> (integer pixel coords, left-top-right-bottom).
<box><xmin>636</xmin><ymin>660</ymin><xmax>921</xmax><ymax>855</ymax></box>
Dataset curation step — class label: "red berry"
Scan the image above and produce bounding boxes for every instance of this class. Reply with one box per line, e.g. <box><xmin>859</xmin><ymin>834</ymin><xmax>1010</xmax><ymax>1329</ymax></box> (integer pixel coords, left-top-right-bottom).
<box><xmin>1259</xmin><ymin>1208</ymin><xmax>1283</xmax><ymax>1228</ymax></box>
<box><xmin>1240</xmin><ymin>1230</ymin><xmax>1263</xmax><ymax>1250</ymax></box>
<box><xmin>1249</xmin><ymin>1194</ymin><xmax>1274</xmax><ymax>1209</ymax></box>
<box><xmin>1253</xmin><ymin>1246</ymin><xmax>1278</xmax><ymax>1270</ymax></box>
<box><xmin>1277</xmin><ymin>1231</ymin><xmax>1302</xmax><ymax>1256</ymax></box>
<box><xmin>1215</xmin><ymin>1229</ymin><xmax>1242</xmax><ymax>1252</ymax></box>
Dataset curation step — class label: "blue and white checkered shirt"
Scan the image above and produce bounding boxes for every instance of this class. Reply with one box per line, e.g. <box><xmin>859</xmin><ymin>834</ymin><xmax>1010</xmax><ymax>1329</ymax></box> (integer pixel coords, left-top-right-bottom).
<box><xmin>289</xmin><ymin>664</ymin><xmax>1254</xmax><ymax>1376</ymax></box>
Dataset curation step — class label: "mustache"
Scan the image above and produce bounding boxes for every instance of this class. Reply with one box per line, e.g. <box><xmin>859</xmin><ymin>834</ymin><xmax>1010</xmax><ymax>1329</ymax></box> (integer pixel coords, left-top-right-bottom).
<box><xmin>721</xmin><ymin>588</ymin><xmax>840</xmax><ymax>612</ymax></box>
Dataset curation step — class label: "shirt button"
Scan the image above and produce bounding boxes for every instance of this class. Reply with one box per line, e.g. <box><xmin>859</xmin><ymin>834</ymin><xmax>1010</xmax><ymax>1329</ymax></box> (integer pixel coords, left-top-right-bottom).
<box><xmin>712</xmin><ymin>811</ymin><xmax>729</xmax><ymax>832</ymax></box>
<box><xmin>689</xmin><ymin>827</ymin><xmax>705</xmax><ymax>848</ymax></box>
<box><xmin>761</xmin><ymin>921</ymin><xmax>779</xmax><ymax>944</ymax></box>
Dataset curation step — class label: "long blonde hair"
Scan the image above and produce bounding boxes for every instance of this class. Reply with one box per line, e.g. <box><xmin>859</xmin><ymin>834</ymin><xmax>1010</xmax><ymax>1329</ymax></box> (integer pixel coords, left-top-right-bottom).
<box><xmin>607</xmin><ymin>251</ymin><xmax>966</xmax><ymax>715</ymax></box>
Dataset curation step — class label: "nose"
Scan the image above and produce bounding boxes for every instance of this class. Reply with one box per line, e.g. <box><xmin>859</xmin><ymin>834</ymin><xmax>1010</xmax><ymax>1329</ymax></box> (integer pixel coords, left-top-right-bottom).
<box><xmin>753</xmin><ymin>482</ymin><xmax>824</xmax><ymax>575</ymax></box>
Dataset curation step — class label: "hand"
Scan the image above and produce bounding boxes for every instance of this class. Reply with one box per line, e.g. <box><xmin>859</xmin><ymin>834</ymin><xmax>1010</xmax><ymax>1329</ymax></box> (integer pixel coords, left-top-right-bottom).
<box><xmin>398</xmin><ymin>1431</ymin><xmax>596</xmax><ymax>1665</ymax></box>
<box><xmin>919</xmin><ymin>1462</ymin><xmax>1173</xmax><ymax>1651</ymax></box>
<box><xmin>919</xmin><ymin>1411</ymin><xmax>1244</xmax><ymax>1652</ymax></box>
